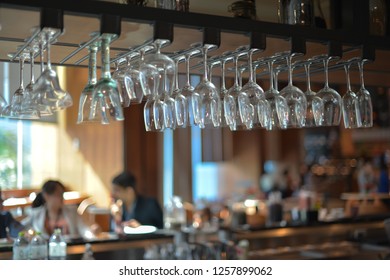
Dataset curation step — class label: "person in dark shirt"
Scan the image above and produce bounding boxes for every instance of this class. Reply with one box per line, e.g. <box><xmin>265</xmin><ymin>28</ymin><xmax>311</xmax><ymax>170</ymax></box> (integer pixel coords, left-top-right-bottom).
<box><xmin>0</xmin><ymin>188</ymin><xmax>24</xmax><ymax>239</ymax></box>
<box><xmin>110</xmin><ymin>171</ymin><xmax>163</xmax><ymax>232</ymax></box>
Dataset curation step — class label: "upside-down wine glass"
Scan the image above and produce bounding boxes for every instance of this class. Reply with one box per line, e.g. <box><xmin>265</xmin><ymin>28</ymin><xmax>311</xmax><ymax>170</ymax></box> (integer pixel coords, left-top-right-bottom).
<box><xmin>162</xmin><ymin>67</ymin><xmax>177</xmax><ymax>130</ymax></box>
<box><xmin>218</xmin><ymin>54</ymin><xmax>233</xmax><ymax>128</ymax></box>
<box><xmin>3</xmin><ymin>52</ymin><xmax>40</xmax><ymax>119</ymax></box>
<box><xmin>316</xmin><ymin>55</ymin><xmax>342</xmax><ymax>126</ymax></box>
<box><xmin>21</xmin><ymin>45</ymin><xmax>41</xmax><ymax>119</ymax></box>
<box><xmin>224</xmin><ymin>47</ymin><xmax>247</xmax><ymax>131</ymax></box>
<box><xmin>279</xmin><ymin>52</ymin><xmax>307</xmax><ymax>128</ymax></box>
<box><xmin>356</xmin><ymin>59</ymin><xmax>373</xmax><ymax>127</ymax></box>
<box><xmin>341</xmin><ymin>59</ymin><xmax>362</xmax><ymax>129</ymax></box>
<box><xmin>77</xmin><ymin>43</ymin><xmax>98</xmax><ymax>124</ymax></box>
<box><xmin>172</xmin><ymin>55</ymin><xmax>188</xmax><ymax>128</ymax></box>
<box><xmin>303</xmin><ymin>59</ymin><xmax>324</xmax><ymax>127</ymax></box>
<box><xmin>143</xmin><ymin>40</ymin><xmax>175</xmax><ymax>131</ymax></box>
<box><xmin>125</xmin><ymin>53</ymin><xmax>145</xmax><ymax>104</ymax></box>
<box><xmin>89</xmin><ymin>34</ymin><xmax>124</xmax><ymax>124</ymax></box>
<box><xmin>261</xmin><ymin>56</ymin><xmax>288</xmax><ymax>131</ymax></box>
<box><xmin>238</xmin><ymin>49</ymin><xmax>266</xmax><ymax>130</ymax></box>
<box><xmin>31</xmin><ymin>37</ymin><xmax>52</xmax><ymax>116</ymax></box>
<box><xmin>112</xmin><ymin>60</ymin><xmax>132</xmax><ymax>108</ymax></box>
<box><xmin>192</xmin><ymin>44</ymin><xmax>221</xmax><ymax>129</ymax></box>
<box><xmin>179</xmin><ymin>48</ymin><xmax>201</xmax><ymax>127</ymax></box>
<box><xmin>33</xmin><ymin>29</ymin><xmax>73</xmax><ymax>112</ymax></box>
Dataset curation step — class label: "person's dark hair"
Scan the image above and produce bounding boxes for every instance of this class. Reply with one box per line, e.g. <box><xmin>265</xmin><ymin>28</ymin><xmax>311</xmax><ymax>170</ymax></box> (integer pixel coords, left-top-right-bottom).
<box><xmin>112</xmin><ymin>171</ymin><xmax>137</xmax><ymax>190</ymax></box>
<box><xmin>32</xmin><ymin>180</ymin><xmax>65</xmax><ymax>208</ymax></box>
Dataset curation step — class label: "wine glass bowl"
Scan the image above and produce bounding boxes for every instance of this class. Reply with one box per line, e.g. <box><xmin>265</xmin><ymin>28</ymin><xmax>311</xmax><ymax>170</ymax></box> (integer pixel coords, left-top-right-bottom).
<box><xmin>315</xmin><ymin>55</ymin><xmax>342</xmax><ymax>126</ymax></box>
<box><xmin>89</xmin><ymin>34</ymin><xmax>124</xmax><ymax>124</ymax></box>
<box><xmin>192</xmin><ymin>44</ymin><xmax>221</xmax><ymax>129</ymax></box>
<box><xmin>301</xmin><ymin>59</ymin><xmax>324</xmax><ymax>127</ymax></box>
<box><xmin>279</xmin><ymin>52</ymin><xmax>307</xmax><ymax>128</ymax></box>
<box><xmin>238</xmin><ymin>49</ymin><xmax>265</xmax><ymax>130</ymax></box>
<box><xmin>341</xmin><ymin>59</ymin><xmax>362</xmax><ymax>129</ymax></box>
<box><xmin>223</xmin><ymin>46</ymin><xmax>248</xmax><ymax>131</ymax></box>
<box><xmin>356</xmin><ymin>59</ymin><xmax>373</xmax><ymax>127</ymax></box>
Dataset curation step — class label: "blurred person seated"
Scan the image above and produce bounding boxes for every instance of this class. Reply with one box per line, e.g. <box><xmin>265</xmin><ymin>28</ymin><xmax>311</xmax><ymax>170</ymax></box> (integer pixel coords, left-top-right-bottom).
<box><xmin>357</xmin><ymin>157</ymin><xmax>376</xmax><ymax>194</ymax></box>
<box><xmin>22</xmin><ymin>180</ymin><xmax>95</xmax><ymax>239</ymax></box>
<box><xmin>0</xmin><ymin>188</ymin><xmax>24</xmax><ymax>239</ymax></box>
<box><xmin>111</xmin><ymin>171</ymin><xmax>163</xmax><ymax>232</ymax></box>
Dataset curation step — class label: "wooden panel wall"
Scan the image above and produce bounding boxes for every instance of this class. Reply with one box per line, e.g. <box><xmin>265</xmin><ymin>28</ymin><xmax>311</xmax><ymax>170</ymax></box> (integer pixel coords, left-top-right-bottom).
<box><xmin>123</xmin><ymin>104</ymin><xmax>162</xmax><ymax>200</ymax></box>
<box><xmin>63</xmin><ymin>67</ymin><xmax>124</xmax><ymax>205</ymax></box>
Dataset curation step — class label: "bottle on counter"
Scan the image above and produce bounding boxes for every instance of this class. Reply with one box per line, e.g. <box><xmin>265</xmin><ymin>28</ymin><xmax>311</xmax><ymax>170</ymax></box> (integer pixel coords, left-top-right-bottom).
<box><xmin>13</xmin><ymin>231</ymin><xmax>29</xmax><ymax>260</ymax></box>
<box><xmin>29</xmin><ymin>232</ymin><xmax>48</xmax><ymax>260</ymax></box>
<box><xmin>164</xmin><ymin>196</ymin><xmax>186</xmax><ymax>231</ymax></box>
<box><xmin>81</xmin><ymin>243</ymin><xmax>95</xmax><ymax>260</ymax></box>
<box><xmin>48</xmin><ymin>228</ymin><xmax>67</xmax><ymax>260</ymax></box>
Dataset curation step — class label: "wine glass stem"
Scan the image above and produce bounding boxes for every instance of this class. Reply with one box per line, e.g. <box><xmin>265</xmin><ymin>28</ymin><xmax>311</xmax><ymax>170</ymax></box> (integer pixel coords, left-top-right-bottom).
<box><xmin>305</xmin><ymin>64</ymin><xmax>312</xmax><ymax>92</ymax></box>
<box><xmin>234</xmin><ymin>56</ymin><xmax>239</xmax><ymax>86</ymax></box>
<box><xmin>101</xmin><ymin>37</ymin><xmax>111</xmax><ymax>79</ymax></box>
<box><xmin>39</xmin><ymin>41</ymin><xmax>44</xmax><ymax>73</ymax></box>
<box><xmin>345</xmin><ymin>64</ymin><xmax>351</xmax><ymax>91</ymax></box>
<box><xmin>324</xmin><ymin>58</ymin><xmax>330</xmax><ymax>88</ymax></box>
<box><xmin>210</xmin><ymin>64</ymin><xmax>215</xmax><ymax>81</ymax></box>
<box><xmin>249</xmin><ymin>51</ymin><xmax>254</xmax><ymax>83</ymax></box>
<box><xmin>30</xmin><ymin>50</ymin><xmax>35</xmax><ymax>85</ymax></box>
<box><xmin>45</xmin><ymin>32</ymin><xmax>52</xmax><ymax>70</ymax></box>
<box><xmin>174</xmin><ymin>59</ymin><xmax>180</xmax><ymax>91</ymax></box>
<box><xmin>268</xmin><ymin>61</ymin><xmax>274</xmax><ymax>90</ymax></box>
<box><xmin>203</xmin><ymin>47</ymin><xmax>209</xmax><ymax>81</ymax></box>
<box><xmin>287</xmin><ymin>55</ymin><xmax>293</xmax><ymax>86</ymax></box>
<box><xmin>89</xmin><ymin>46</ymin><xmax>98</xmax><ymax>85</ymax></box>
<box><xmin>185</xmin><ymin>55</ymin><xmax>191</xmax><ymax>87</ymax></box>
<box><xmin>19</xmin><ymin>57</ymin><xmax>25</xmax><ymax>90</ymax></box>
<box><xmin>274</xmin><ymin>70</ymin><xmax>280</xmax><ymax>91</ymax></box>
<box><xmin>358</xmin><ymin>61</ymin><xmax>366</xmax><ymax>89</ymax></box>
<box><xmin>221</xmin><ymin>60</ymin><xmax>227</xmax><ymax>91</ymax></box>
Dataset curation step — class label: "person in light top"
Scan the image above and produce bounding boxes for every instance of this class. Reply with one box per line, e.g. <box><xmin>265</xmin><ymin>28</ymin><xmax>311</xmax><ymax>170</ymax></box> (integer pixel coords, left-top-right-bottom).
<box><xmin>22</xmin><ymin>180</ymin><xmax>94</xmax><ymax>239</ymax></box>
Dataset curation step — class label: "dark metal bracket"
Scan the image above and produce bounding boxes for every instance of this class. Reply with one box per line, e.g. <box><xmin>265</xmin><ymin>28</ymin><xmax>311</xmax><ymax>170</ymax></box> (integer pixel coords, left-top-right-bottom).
<box><xmin>40</xmin><ymin>8</ymin><xmax>64</xmax><ymax>32</ymax></box>
<box><xmin>203</xmin><ymin>27</ymin><xmax>220</xmax><ymax>48</ymax></box>
<box><xmin>328</xmin><ymin>41</ymin><xmax>343</xmax><ymax>58</ymax></box>
<box><xmin>291</xmin><ymin>37</ymin><xmax>306</xmax><ymax>55</ymax></box>
<box><xmin>153</xmin><ymin>21</ymin><xmax>174</xmax><ymax>43</ymax></box>
<box><xmin>249</xmin><ymin>32</ymin><xmax>266</xmax><ymax>51</ymax></box>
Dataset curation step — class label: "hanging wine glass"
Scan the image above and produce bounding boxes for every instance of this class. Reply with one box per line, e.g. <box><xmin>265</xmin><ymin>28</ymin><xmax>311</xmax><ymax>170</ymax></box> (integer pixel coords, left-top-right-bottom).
<box><xmin>162</xmin><ymin>67</ymin><xmax>177</xmax><ymax>130</ymax></box>
<box><xmin>238</xmin><ymin>49</ymin><xmax>265</xmax><ymax>130</ymax></box>
<box><xmin>218</xmin><ymin>53</ymin><xmax>233</xmax><ymax>128</ymax></box>
<box><xmin>125</xmin><ymin>53</ymin><xmax>145</xmax><ymax>104</ymax></box>
<box><xmin>33</xmin><ymin>28</ymin><xmax>73</xmax><ymax>112</ymax></box>
<box><xmin>261</xmin><ymin>56</ymin><xmax>288</xmax><ymax>131</ymax></box>
<box><xmin>77</xmin><ymin>43</ymin><xmax>98</xmax><ymax>124</ymax></box>
<box><xmin>279</xmin><ymin>52</ymin><xmax>307</xmax><ymax>128</ymax></box>
<box><xmin>172</xmin><ymin>55</ymin><xmax>187</xmax><ymax>128</ymax></box>
<box><xmin>224</xmin><ymin>47</ymin><xmax>248</xmax><ymax>131</ymax></box>
<box><xmin>139</xmin><ymin>46</ymin><xmax>158</xmax><ymax>98</ymax></box>
<box><xmin>356</xmin><ymin>59</ymin><xmax>373</xmax><ymax>127</ymax></box>
<box><xmin>89</xmin><ymin>34</ymin><xmax>124</xmax><ymax>124</ymax></box>
<box><xmin>20</xmin><ymin>45</ymin><xmax>42</xmax><ymax>119</ymax></box>
<box><xmin>31</xmin><ymin>36</ymin><xmax>52</xmax><ymax>116</ymax></box>
<box><xmin>341</xmin><ymin>59</ymin><xmax>362</xmax><ymax>129</ymax></box>
<box><xmin>141</xmin><ymin>40</ymin><xmax>175</xmax><ymax>130</ymax></box>
<box><xmin>3</xmin><ymin>52</ymin><xmax>40</xmax><ymax>119</ymax></box>
<box><xmin>302</xmin><ymin>59</ymin><xmax>324</xmax><ymax>127</ymax></box>
<box><xmin>178</xmin><ymin>47</ymin><xmax>201</xmax><ymax>127</ymax></box>
<box><xmin>112</xmin><ymin>60</ymin><xmax>132</xmax><ymax>108</ymax></box>
<box><xmin>316</xmin><ymin>55</ymin><xmax>342</xmax><ymax>126</ymax></box>
<box><xmin>192</xmin><ymin>44</ymin><xmax>221</xmax><ymax>129</ymax></box>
